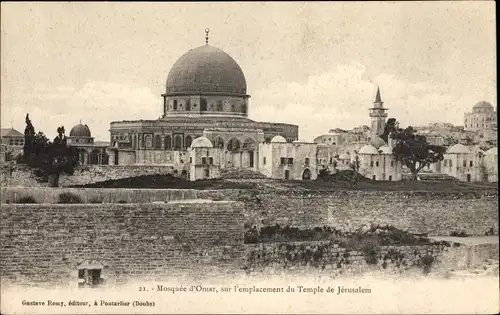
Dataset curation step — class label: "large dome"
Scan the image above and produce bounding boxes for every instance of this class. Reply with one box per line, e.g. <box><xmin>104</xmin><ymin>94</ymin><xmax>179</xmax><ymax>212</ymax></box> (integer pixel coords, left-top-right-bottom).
<box><xmin>165</xmin><ymin>45</ymin><xmax>247</xmax><ymax>96</ymax></box>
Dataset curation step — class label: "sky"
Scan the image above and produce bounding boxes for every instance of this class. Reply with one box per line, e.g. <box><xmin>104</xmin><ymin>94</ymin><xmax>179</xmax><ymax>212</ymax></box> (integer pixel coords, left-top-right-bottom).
<box><xmin>1</xmin><ymin>2</ymin><xmax>497</xmax><ymax>141</ymax></box>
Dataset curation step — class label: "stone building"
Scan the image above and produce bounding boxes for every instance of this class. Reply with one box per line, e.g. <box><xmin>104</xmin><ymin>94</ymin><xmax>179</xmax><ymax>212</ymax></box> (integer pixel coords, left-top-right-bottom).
<box><xmin>0</xmin><ymin>128</ymin><xmax>24</xmax><ymax>162</ymax></box>
<box><xmin>258</xmin><ymin>136</ymin><xmax>318</xmax><ymax>180</ymax></box>
<box><xmin>484</xmin><ymin>147</ymin><xmax>498</xmax><ymax>182</ymax></box>
<box><xmin>67</xmin><ymin>123</ymin><xmax>110</xmax><ymax>165</ymax></box>
<box><xmin>464</xmin><ymin>101</ymin><xmax>497</xmax><ymax>131</ymax></box>
<box><xmin>107</xmin><ymin>32</ymin><xmax>298</xmax><ymax>168</ymax></box>
<box><xmin>356</xmin><ymin>143</ymin><xmax>403</xmax><ymax>181</ymax></box>
<box><xmin>441</xmin><ymin>144</ymin><xmax>486</xmax><ymax>182</ymax></box>
<box><xmin>188</xmin><ymin>137</ymin><xmax>221</xmax><ymax>181</ymax></box>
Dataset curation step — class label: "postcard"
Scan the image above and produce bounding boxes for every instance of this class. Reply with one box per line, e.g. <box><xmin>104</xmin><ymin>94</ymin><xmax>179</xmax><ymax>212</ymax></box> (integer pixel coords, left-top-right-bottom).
<box><xmin>1</xmin><ymin>1</ymin><xmax>498</xmax><ymax>314</ymax></box>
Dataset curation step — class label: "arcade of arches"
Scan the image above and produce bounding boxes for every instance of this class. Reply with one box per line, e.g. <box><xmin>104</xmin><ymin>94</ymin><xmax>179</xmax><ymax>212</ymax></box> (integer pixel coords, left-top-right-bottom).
<box><xmin>77</xmin><ymin>148</ymin><xmax>109</xmax><ymax>165</ymax></box>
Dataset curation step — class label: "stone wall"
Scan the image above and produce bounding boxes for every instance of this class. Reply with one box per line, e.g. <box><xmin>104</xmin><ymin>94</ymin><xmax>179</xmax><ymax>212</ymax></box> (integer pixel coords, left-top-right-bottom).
<box><xmin>2</xmin><ymin>187</ymin><xmax>498</xmax><ymax>237</ymax></box>
<box><xmin>0</xmin><ymin>201</ymin><xmax>245</xmax><ymax>287</ymax></box>
<box><xmin>1</xmin><ymin>187</ymin><xmax>200</xmax><ymax>204</ymax></box>
<box><xmin>60</xmin><ymin>165</ymin><xmax>177</xmax><ymax>186</ymax></box>
<box><xmin>0</xmin><ymin>164</ymin><xmax>178</xmax><ymax>187</ymax></box>
<box><xmin>202</xmin><ymin>190</ymin><xmax>498</xmax><ymax>237</ymax></box>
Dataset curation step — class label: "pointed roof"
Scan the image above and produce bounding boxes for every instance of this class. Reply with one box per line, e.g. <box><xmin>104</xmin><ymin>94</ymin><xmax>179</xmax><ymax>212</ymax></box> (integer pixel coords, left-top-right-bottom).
<box><xmin>1</xmin><ymin>128</ymin><xmax>24</xmax><ymax>138</ymax></box>
<box><xmin>374</xmin><ymin>87</ymin><xmax>383</xmax><ymax>103</ymax></box>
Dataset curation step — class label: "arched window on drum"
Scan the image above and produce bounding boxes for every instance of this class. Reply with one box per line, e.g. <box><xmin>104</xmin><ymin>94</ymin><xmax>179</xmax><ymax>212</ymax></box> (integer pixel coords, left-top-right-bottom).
<box><xmin>164</xmin><ymin>135</ymin><xmax>172</xmax><ymax>150</ymax></box>
<box><xmin>154</xmin><ymin>135</ymin><xmax>162</xmax><ymax>149</ymax></box>
<box><xmin>144</xmin><ymin>135</ymin><xmax>153</xmax><ymax>149</ymax></box>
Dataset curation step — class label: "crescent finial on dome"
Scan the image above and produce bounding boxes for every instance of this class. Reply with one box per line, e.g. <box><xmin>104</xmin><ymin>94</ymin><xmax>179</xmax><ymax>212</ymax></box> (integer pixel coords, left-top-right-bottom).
<box><xmin>205</xmin><ymin>28</ymin><xmax>210</xmax><ymax>44</ymax></box>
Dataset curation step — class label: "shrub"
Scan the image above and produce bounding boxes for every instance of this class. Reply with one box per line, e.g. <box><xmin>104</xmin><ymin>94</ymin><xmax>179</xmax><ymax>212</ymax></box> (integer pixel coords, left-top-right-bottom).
<box><xmin>58</xmin><ymin>192</ymin><xmax>82</xmax><ymax>204</ymax></box>
<box><xmin>450</xmin><ymin>231</ymin><xmax>468</xmax><ymax>237</ymax></box>
<box><xmin>420</xmin><ymin>254</ymin><xmax>434</xmax><ymax>275</ymax></box>
<box><xmin>89</xmin><ymin>198</ymin><xmax>103</xmax><ymax>204</ymax></box>
<box><xmin>362</xmin><ymin>242</ymin><xmax>379</xmax><ymax>265</ymax></box>
<box><xmin>14</xmin><ymin>196</ymin><xmax>37</xmax><ymax>204</ymax></box>
<box><xmin>485</xmin><ymin>227</ymin><xmax>495</xmax><ymax>236</ymax></box>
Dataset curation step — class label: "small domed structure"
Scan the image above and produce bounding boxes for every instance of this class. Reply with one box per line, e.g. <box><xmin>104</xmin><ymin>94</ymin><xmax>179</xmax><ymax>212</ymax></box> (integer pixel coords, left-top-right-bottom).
<box><xmin>485</xmin><ymin>147</ymin><xmax>498</xmax><ymax>156</ymax></box>
<box><xmin>190</xmin><ymin>136</ymin><xmax>213</xmax><ymax>148</ymax></box>
<box><xmin>370</xmin><ymin>136</ymin><xmax>386</xmax><ymax>149</ymax></box>
<box><xmin>69</xmin><ymin>124</ymin><xmax>91</xmax><ymax>137</ymax></box>
<box><xmin>270</xmin><ymin>135</ymin><xmax>287</xmax><ymax>143</ymax></box>
<box><xmin>379</xmin><ymin>144</ymin><xmax>393</xmax><ymax>154</ymax></box>
<box><xmin>447</xmin><ymin>144</ymin><xmax>471</xmax><ymax>154</ymax></box>
<box><xmin>358</xmin><ymin>144</ymin><xmax>378</xmax><ymax>155</ymax></box>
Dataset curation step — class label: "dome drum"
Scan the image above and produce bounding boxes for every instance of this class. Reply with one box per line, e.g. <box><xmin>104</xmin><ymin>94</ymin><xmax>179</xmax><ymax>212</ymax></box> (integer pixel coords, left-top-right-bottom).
<box><xmin>163</xmin><ymin>94</ymin><xmax>249</xmax><ymax>117</ymax></box>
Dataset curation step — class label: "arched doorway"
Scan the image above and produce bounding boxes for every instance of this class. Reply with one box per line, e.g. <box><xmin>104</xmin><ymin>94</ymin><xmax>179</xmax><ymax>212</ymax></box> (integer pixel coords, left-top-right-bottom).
<box><xmin>285</xmin><ymin>170</ymin><xmax>290</xmax><ymax>180</ymax></box>
<box><xmin>185</xmin><ymin>135</ymin><xmax>193</xmax><ymax>149</ymax></box>
<box><xmin>302</xmin><ymin>168</ymin><xmax>312</xmax><ymax>180</ymax></box>
<box><xmin>213</xmin><ymin>137</ymin><xmax>225</xmax><ymax>149</ymax></box>
<box><xmin>242</xmin><ymin>138</ymin><xmax>256</xmax><ymax>168</ymax></box>
<box><xmin>181</xmin><ymin>170</ymin><xmax>188</xmax><ymax>179</ymax></box>
<box><xmin>227</xmin><ymin>138</ymin><xmax>241</xmax><ymax>152</ymax></box>
<box><xmin>200</xmin><ymin>98</ymin><xmax>207</xmax><ymax>111</ymax></box>
<box><xmin>174</xmin><ymin>135</ymin><xmax>183</xmax><ymax>150</ymax></box>
<box><xmin>101</xmin><ymin>152</ymin><xmax>109</xmax><ymax>165</ymax></box>
<box><xmin>89</xmin><ymin>149</ymin><xmax>100</xmax><ymax>165</ymax></box>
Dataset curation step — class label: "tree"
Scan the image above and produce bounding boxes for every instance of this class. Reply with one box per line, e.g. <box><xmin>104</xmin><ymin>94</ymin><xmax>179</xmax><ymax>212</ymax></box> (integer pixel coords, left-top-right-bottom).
<box><xmin>391</xmin><ymin>126</ymin><xmax>446</xmax><ymax>181</ymax></box>
<box><xmin>349</xmin><ymin>152</ymin><xmax>361</xmax><ymax>188</ymax></box>
<box><xmin>380</xmin><ymin>118</ymin><xmax>399</xmax><ymax>143</ymax></box>
<box><xmin>22</xmin><ymin>115</ymin><xmax>81</xmax><ymax>186</ymax></box>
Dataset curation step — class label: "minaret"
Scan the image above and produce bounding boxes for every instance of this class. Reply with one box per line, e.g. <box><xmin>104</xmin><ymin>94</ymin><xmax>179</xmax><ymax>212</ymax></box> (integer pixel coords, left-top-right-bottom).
<box><xmin>369</xmin><ymin>87</ymin><xmax>388</xmax><ymax>139</ymax></box>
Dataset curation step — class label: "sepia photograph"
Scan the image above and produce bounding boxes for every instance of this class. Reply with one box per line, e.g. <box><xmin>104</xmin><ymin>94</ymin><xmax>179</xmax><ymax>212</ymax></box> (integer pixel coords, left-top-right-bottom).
<box><xmin>0</xmin><ymin>1</ymin><xmax>498</xmax><ymax>314</ymax></box>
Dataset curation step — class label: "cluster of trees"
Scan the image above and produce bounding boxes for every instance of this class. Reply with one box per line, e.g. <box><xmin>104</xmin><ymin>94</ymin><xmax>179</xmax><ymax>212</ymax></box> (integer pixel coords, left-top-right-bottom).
<box><xmin>22</xmin><ymin>114</ymin><xmax>81</xmax><ymax>186</ymax></box>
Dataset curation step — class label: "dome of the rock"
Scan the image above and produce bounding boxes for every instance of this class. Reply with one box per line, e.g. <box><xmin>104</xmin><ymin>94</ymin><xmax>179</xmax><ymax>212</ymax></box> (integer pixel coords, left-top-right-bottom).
<box><xmin>165</xmin><ymin>45</ymin><xmax>247</xmax><ymax>96</ymax></box>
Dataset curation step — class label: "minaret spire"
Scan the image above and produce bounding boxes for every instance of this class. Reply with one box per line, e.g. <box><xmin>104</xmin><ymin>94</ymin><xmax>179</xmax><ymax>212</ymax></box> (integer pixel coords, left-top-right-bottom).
<box><xmin>374</xmin><ymin>86</ymin><xmax>383</xmax><ymax>104</ymax></box>
<box><xmin>205</xmin><ymin>28</ymin><xmax>210</xmax><ymax>45</ymax></box>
